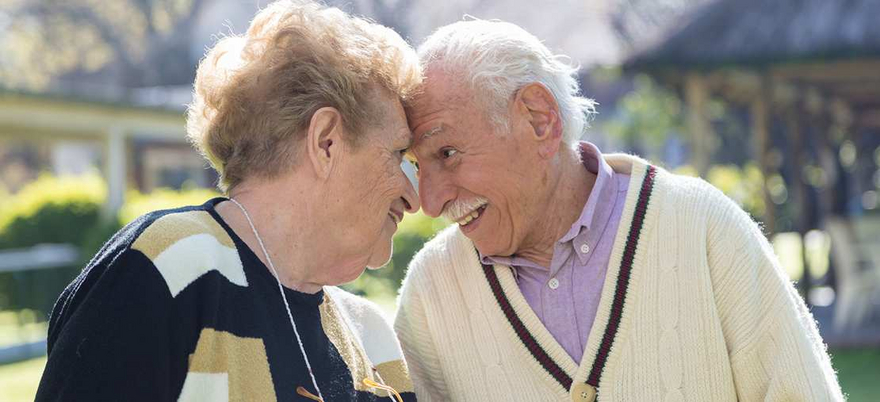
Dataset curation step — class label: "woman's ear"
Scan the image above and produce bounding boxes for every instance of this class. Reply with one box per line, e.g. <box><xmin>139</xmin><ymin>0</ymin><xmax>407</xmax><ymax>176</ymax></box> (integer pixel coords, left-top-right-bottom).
<box><xmin>306</xmin><ymin>107</ymin><xmax>345</xmax><ymax>180</ymax></box>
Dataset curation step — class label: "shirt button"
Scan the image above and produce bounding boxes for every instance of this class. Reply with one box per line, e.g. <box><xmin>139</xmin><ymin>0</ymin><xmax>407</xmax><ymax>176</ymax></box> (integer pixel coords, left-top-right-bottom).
<box><xmin>548</xmin><ymin>278</ymin><xmax>560</xmax><ymax>289</ymax></box>
<box><xmin>580</xmin><ymin>244</ymin><xmax>591</xmax><ymax>254</ymax></box>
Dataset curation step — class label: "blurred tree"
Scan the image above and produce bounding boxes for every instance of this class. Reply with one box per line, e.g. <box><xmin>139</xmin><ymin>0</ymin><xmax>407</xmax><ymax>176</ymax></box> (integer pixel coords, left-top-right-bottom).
<box><xmin>603</xmin><ymin>74</ymin><xmax>683</xmax><ymax>158</ymax></box>
<box><xmin>0</xmin><ymin>0</ymin><xmax>203</xmax><ymax>90</ymax></box>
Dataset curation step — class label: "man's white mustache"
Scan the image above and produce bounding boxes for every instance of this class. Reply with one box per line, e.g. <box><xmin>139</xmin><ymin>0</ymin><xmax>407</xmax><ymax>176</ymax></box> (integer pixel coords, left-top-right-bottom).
<box><xmin>442</xmin><ymin>196</ymin><xmax>489</xmax><ymax>221</ymax></box>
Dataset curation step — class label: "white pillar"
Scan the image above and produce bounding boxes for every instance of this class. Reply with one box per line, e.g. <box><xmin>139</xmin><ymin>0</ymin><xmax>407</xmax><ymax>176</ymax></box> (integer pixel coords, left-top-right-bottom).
<box><xmin>103</xmin><ymin>127</ymin><xmax>126</xmax><ymax>219</ymax></box>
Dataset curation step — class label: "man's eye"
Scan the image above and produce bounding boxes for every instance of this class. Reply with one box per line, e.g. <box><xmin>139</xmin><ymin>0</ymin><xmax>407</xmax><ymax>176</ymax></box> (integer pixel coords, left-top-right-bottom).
<box><xmin>441</xmin><ymin>148</ymin><xmax>458</xmax><ymax>159</ymax></box>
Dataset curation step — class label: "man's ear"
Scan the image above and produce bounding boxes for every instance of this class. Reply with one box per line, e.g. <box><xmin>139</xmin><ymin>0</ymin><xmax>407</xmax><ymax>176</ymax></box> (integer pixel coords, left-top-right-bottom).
<box><xmin>513</xmin><ymin>82</ymin><xmax>563</xmax><ymax>158</ymax></box>
<box><xmin>306</xmin><ymin>107</ymin><xmax>345</xmax><ymax>180</ymax></box>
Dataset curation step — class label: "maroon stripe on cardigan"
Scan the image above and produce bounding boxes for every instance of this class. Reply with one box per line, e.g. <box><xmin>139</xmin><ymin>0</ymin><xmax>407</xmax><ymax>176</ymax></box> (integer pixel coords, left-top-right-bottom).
<box><xmin>586</xmin><ymin>165</ymin><xmax>657</xmax><ymax>387</ymax></box>
<box><xmin>481</xmin><ymin>263</ymin><xmax>574</xmax><ymax>390</ymax></box>
<box><xmin>477</xmin><ymin>165</ymin><xmax>657</xmax><ymax>393</ymax></box>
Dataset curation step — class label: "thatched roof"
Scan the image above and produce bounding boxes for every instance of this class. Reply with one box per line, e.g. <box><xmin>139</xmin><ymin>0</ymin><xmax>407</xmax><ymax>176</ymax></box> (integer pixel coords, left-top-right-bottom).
<box><xmin>624</xmin><ymin>0</ymin><xmax>880</xmax><ymax>70</ymax></box>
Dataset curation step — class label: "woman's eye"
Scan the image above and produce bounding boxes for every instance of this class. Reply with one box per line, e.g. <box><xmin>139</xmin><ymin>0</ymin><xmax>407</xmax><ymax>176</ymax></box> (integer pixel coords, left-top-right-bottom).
<box><xmin>441</xmin><ymin>148</ymin><xmax>458</xmax><ymax>159</ymax></box>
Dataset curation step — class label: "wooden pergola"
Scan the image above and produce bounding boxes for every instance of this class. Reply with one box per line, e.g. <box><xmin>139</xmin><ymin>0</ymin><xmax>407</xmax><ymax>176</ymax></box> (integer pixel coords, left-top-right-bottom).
<box><xmin>624</xmin><ymin>0</ymin><xmax>880</xmax><ymax>305</ymax></box>
<box><xmin>624</xmin><ymin>0</ymin><xmax>880</xmax><ymax>235</ymax></box>
<box><xmin>0</xmin><ymin>90</ymin><xmax>189</xmax><ymax>218</ymax></box>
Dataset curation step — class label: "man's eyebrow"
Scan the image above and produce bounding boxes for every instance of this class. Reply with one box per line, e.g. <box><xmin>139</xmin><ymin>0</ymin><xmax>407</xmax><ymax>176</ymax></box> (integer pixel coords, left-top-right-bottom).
<box><xmin>422</xmin><ymin>125</ymin><xmax>444</xmax><ymax>139</ymax></box>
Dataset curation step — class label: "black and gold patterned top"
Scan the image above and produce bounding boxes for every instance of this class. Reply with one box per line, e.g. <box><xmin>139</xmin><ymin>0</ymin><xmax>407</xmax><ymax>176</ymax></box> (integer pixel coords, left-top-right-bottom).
<box><xmin>36</xmin><ymin>197</ymin><xmax>416</xmax><ymax>402</ymax></box>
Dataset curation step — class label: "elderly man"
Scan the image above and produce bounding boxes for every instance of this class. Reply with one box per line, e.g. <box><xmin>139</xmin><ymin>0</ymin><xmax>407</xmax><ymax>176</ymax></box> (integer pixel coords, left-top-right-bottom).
<box><xmin>394</xmin><ymin>19</ymin><xmax>843</xmax><ymax>401</ymax></box>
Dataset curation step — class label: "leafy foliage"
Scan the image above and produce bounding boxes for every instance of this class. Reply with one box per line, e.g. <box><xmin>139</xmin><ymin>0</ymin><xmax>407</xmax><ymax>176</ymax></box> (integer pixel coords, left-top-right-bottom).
<box><xmin>0</xmin><ymin>173</ymin><xmax>107</xmax><ymax>315</ymax></box>
<box><xmin>604</xmin><ymin>74</ymin><xmax>683</xmax><ymax>157</ymax></box>
<box><xmin>0</xmin><ymin>173</ymin><xmax>106</xmax><ymax>249</ymax></box>
<box><xmin>0</xmin><ymin>0</ymin><xmax>202</xmax><ymax>89</ymax></box>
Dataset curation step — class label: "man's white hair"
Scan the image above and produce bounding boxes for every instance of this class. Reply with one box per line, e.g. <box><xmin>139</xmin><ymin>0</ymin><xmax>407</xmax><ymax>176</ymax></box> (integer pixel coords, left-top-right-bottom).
<box><xmin>418</xmin><ymin>18</ymin><xmax>597</xmax><ymax>145</ymax></box>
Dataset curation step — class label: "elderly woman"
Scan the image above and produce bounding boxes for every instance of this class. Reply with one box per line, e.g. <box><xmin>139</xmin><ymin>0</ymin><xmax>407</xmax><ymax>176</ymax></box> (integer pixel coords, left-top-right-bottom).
<box><xmin>35</xmin><ymin>1</ymin><xmax>420</xmax><ymax>401</ymax></box>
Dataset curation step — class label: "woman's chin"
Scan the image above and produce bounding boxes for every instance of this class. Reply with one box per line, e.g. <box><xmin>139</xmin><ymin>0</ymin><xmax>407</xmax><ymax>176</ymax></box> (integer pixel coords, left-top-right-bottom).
<box><xmin>365</xmin><ymin>243</ymin><xmax>393</xmax><ymax>270</ymax></box>
<box><xmin>365</xmin><ymin>254</ymin><xmax>392</xmax><ymax>270</ymax></box>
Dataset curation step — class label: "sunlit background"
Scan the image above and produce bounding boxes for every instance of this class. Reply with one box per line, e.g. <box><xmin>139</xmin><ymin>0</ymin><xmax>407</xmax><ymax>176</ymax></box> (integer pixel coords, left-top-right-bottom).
<box><xmin>1</xmin><ymin>0</ymin><xmax>879</xmax><ymax>400</ymax></box>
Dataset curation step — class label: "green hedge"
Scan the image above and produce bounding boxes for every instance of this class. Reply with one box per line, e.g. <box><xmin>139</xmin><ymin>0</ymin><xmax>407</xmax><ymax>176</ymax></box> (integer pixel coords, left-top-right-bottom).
<box><xmin>0</xmin><ymin>175</ymin><xmax>221</xmax><ymax>317</ymax></box>
<box><xmin>0</xmin><ymin>174</ymin><xmax>448</xmax><ymax>317</ymax></box>
<box><xmin>0</xmin><ymin>174</ymin><xmax>106</xmax><ymax>250</ymax></box>
<box><xmin>0</xmin><ymin>174</ymin><xmax>107</xmax><ymax>315</ymax></box>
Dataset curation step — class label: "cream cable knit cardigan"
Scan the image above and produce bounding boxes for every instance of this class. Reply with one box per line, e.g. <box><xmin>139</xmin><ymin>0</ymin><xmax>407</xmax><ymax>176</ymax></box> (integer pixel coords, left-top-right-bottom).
<box><xmin>394</xmin><ymin>155</ymin><xmax>843</xmax><ymax>402</ymax></box>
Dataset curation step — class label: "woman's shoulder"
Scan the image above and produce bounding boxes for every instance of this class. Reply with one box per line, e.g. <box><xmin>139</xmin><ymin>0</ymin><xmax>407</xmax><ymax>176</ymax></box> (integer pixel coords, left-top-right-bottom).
<box><xmin>324</xmin><ymin>287</ymin><xmax>405</xmax><ymax>364</ymax></box>
<box><xmin>324</xmin><ymin>287</ymin><xmax>394</xmax><ymax>338</ymax></box>
<box><xmin>324</xmin><ymin>287</ymin><xmax>391</xmax><ymax>325</ymax></box>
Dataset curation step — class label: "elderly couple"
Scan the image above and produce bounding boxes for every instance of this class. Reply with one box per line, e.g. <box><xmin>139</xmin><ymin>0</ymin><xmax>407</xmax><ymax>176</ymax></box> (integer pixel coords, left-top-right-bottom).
<box><xmin>36</xmin><ymin>1</ymin><xmax>842</xmax><ymax>401</ymax></box>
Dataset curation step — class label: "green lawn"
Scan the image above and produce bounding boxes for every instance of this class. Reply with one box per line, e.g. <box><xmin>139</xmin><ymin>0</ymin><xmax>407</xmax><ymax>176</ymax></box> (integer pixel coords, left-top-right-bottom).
<box><xmin>834</xmin><ymin>348</ymin><xmax>880</xmax><ymax>401</ymax></box>
<box><xmin>0</xmin><ymin>356</ymin><xmax>45</xmax><ymax>401</ymax></box>
<box><xmin>3</xmin><ymin>349</ymin><xmax>878</xmax><ymax>401</ymax></box>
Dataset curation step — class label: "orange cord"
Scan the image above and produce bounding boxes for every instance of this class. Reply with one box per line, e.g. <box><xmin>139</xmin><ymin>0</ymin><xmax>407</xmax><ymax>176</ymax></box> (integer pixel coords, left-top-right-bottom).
<box><xmin>363</xmin><ymin>378</ymin><xmax>404</xmax><ymax>402</ymax></box>
<box><xmin>298</xmin><ymin>378</ymin><xmax>403</xmax><ymax>402</ymax></box>
<box><xmin>296</xmin><ymin>386</ymin><xmax>323</xmax><ymax>401</ymax></box>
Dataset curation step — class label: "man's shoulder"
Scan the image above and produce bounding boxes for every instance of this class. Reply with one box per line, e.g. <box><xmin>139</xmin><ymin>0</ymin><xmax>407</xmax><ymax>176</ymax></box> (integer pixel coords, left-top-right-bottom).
<box><xmin>408</xmin><ymin>225</ymin><xmax>473</xmax><ymax>275</ymax></box>
<box><xmin>422</xmin><ymin>224</ymin><xmax>466</xmax><ymax>253</ymax></box>
<box><xmin>651</xmin><ymin>168</ymin><xmax>760</xmax><ymax>239</ymax></box>
<box><xmin>604</xmin><ymin>154</ymin><xmax>725</xmax><ymax>205</ymax></box>
<box><xmin>654</xmin><ymin>168</ymin><xmax>730</xmax><ymax>208</ymax></box>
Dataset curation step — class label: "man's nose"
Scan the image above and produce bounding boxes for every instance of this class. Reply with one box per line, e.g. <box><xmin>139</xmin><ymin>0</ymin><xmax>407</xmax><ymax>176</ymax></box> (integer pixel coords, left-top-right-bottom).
<box><xmin>417</xmin><ymin>169</ymin><xmax>453</xmax><ymax>218</ymax></box>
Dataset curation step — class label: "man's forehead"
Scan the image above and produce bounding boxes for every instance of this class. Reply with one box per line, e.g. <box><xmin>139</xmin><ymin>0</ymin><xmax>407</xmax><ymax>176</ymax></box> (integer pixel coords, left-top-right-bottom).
<box><xmin>407</xmin><ymin>72</ymin><xmax>470</xmax><ymax>117</ymax></box>
<box><xmin>406</xmin><ymin>91</ymin><xmax>451</xmax><ymax>122</ymax></box>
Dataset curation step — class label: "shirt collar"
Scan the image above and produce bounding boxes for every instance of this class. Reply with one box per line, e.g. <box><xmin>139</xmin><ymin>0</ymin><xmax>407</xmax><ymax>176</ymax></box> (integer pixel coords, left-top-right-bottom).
<box><xmin>558</xmin><ymin>141</ymin><xmax>614</xmax><ymax>243</ymax></box>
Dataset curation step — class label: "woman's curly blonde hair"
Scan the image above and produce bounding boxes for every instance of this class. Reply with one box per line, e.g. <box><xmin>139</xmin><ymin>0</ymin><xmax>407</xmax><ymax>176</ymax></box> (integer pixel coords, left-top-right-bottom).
<box><xmin>186</xmin><ymin>0</ymin><xmax>421</xmax><ymax>191</ymax></box>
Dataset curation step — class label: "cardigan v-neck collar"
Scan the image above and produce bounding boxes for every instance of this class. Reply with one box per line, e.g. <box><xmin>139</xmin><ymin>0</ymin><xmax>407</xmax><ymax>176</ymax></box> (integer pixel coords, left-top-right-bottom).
<box><xmin>478</xmin><ymin>158</ymin><xmax>660</xmax><ymax>397</ymax></box>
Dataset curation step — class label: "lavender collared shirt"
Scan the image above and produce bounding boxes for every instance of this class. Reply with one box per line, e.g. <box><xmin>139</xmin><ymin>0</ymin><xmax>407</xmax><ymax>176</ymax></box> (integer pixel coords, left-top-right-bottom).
<box><xmin>480</xmin><ymin>142</ymin><xmax>630</xmax><ymax>363</ymax></box>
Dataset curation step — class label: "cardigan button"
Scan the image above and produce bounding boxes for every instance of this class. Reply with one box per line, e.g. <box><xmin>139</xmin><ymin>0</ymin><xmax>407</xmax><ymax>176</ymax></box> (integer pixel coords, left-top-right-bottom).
<box><xmin>570</xmin><ymin>383</ymin><xmax>596</xmax><ymax>402</ymax></box>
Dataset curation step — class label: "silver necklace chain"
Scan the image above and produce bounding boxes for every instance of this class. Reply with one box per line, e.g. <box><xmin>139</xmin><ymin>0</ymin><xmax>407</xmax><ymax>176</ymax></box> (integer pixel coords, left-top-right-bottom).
<box><xmin>227</xmin><ymin>198</ymin><xmax>324</xmax><ymax>400</ymax></box>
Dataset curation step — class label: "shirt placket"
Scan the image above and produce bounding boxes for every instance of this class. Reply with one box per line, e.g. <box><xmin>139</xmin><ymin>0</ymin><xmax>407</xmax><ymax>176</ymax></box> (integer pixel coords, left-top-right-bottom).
<box><xmin>542</xmin><ymin>244</ymin><xmax>580</xmax><ymax>357</ymax></box>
